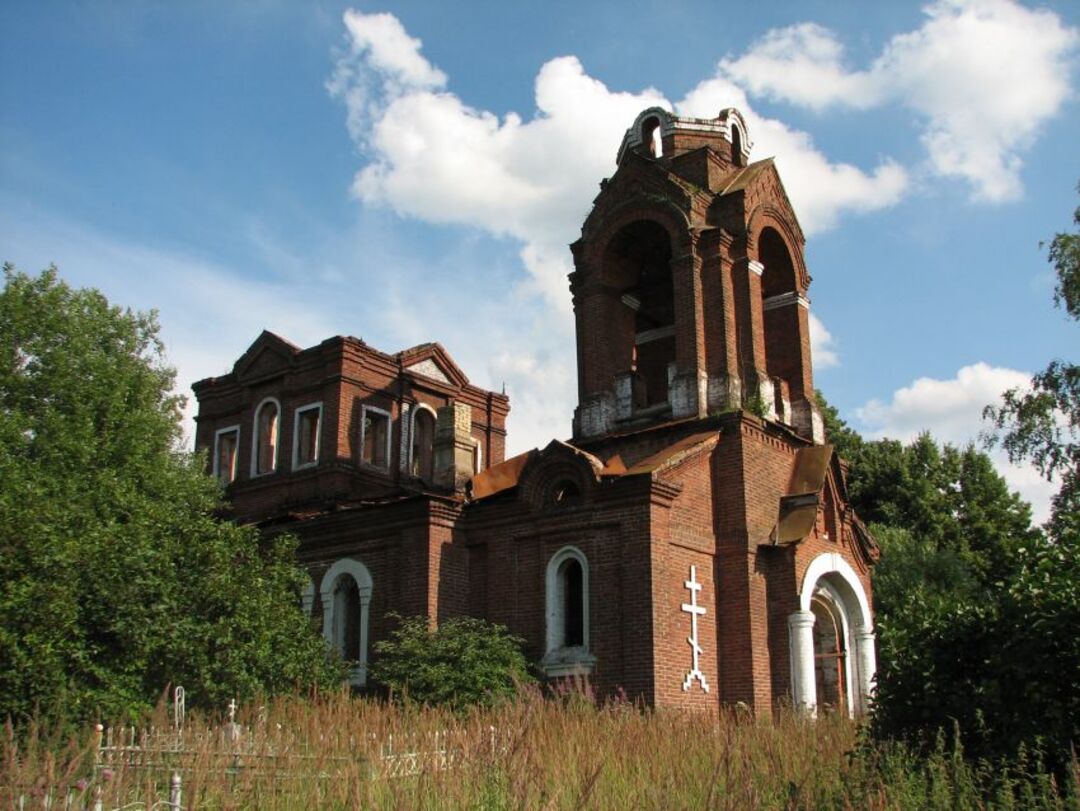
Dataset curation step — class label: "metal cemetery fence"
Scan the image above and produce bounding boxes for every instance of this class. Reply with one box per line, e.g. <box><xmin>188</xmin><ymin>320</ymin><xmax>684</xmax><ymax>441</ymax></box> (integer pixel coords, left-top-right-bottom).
<box><xmin>9</xmin><ymin>688</ymin><xmax>509</xmax><ymax>810</ymax></box>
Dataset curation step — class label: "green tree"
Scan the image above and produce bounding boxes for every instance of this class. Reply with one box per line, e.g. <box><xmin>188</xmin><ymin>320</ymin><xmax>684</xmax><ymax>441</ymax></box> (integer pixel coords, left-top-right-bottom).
<box><xmin>0</xmin><ymin>265</ymin><xmax>342</xmax><ymax>723</ymax></box>
<box><xmin>985</xmin><ymin>182</ymin><xmax>1079</xmax><ymax>540</ymax></box>
<box><xmin>371</xmin><ymin>615</ymin><xmax>534</xmax><ymax>711</ymax></box>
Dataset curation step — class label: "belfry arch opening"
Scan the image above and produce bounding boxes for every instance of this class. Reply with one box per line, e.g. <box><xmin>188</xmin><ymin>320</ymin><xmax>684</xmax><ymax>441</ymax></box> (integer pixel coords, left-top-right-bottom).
<box><xmin>641</xmin><ymin>116</ymin><xmax>662</xmax><ymax>158</ymax></box>
<box><xmin>602</xmin><ymin>220</ymin><xmax>675</xmax><ymax>408</ymax></box>
<box><xmin>759</xmin><ymin>227</ymin><xmax>804</xmax><ymax>401</ymax></box>
<box><xmin>730</xmin><ymin>124</ymin><xmax>744</xmax><ymax>166</ymax></box>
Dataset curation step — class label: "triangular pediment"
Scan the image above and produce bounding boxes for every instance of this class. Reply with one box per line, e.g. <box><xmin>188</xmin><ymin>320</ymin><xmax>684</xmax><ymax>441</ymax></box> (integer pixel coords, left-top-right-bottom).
<box><xmin>717</xmin><ymin>159</ymin><xmax>806</xmax><ymax>247</ymax></box>
<box><xmin>232</xmin><ymin>330</ymin><xmax>299</xmax><ymax>382</ymax></box>
<box><xmin>398</xmin><ymin>342</ymin><xmax>469</xmax><ymax>388</ymax></box>
<box><xmin>581</xmin><ymin>154</ymin><xmax>698</xmax><ymax>241</ymax></box>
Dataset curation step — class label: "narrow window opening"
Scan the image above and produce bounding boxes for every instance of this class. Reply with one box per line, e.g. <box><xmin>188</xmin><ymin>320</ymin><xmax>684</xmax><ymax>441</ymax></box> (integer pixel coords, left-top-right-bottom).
<box><xmin>295</xmin><ymin>405</ymin><xmax>321</xmax><ymax>468</ymax></box>
<box><xmin>214</xmin><ymin>428</ymin><xmax>239</xmax><ymax>484</ymax></box>
<box><xmin>362</xmin><ymin>408</ymin><xmax>390</xmax><ymax>469</ymax></box>
<box><xmin>561</xmin><ymin>559</ymin><xmax>584</xmax><ymax>647</ymax></box>
<box><xmin>334</xmin><ymin>575</ymin><xmax>362</xmax><ymax>662</ymax></box>
<box><xmin>254</xmin><ymin>401</ymin><xmax>279</xmax><ymax>475</ymax></box>
<box><xmin>411</xmin><ymin>408</ymin><xmax>435</xmax><ymax>480</ymax></box>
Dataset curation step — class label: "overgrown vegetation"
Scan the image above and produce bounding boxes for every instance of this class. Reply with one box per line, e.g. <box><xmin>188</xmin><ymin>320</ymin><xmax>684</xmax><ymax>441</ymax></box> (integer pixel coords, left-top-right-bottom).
<box><xmin>0</xmin><ymin>266</ymin><xmax>342</xmax><ymax>725</ymax></box>
<box><xmin>371</xmin><ymin>615</ymin><xmax>535</xmax><ymax>710</ymax></box>
<box><xmin>4</xmin><ymin>693</ymin><xmax>1078</xmax><ymax>810</ymax></box>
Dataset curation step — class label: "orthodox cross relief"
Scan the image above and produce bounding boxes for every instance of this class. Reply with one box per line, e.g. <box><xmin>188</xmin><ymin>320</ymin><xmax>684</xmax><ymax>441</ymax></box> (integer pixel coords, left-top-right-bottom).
<box><xmin>681</xmin><ymin>565</ymin><xmax>710</xmax><ymax>693</ymax></box>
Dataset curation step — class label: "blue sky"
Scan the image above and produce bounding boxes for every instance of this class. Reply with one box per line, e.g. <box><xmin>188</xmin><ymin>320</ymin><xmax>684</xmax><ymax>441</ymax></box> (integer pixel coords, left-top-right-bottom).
<box><xmin>2</xmin><ymin>0</ymin><xmax>1077</xmax><ymax>520</ymax></box>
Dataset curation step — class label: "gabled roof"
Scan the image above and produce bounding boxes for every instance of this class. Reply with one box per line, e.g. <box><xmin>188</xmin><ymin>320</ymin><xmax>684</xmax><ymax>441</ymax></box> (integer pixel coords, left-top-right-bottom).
<box><xmin>396</xmin><ymin>342</ymin><xmax>470</xmax><ymax>388</ymax></box>
<box><xmin>232</xmin><ymin>330</ymin><xmax>301</xmax><ymax>381</ymax></box>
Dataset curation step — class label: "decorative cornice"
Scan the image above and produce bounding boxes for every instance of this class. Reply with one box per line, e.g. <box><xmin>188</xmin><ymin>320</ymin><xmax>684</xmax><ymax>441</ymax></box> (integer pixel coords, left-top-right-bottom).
<box><xmin>763</xmin><ymin>291</ymin><xmax>810</xmax><ymax>311</ymax></box>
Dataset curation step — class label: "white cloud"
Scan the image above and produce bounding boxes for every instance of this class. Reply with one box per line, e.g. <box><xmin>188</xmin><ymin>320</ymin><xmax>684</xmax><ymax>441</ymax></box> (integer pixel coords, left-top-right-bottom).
<box><xmin>329</xmin><ymin>11</ymin><xmax>912</xmax><ymax>310</ymax></box>
<box><xmin>809</xmin><ymin>312</ymin><xmax>839</xmax><ymax>369</ymax></box>
<box><xmin>677</xmin><ymin>78</ymin><xmax>908</xmax><ymax>232</ymax></box>
<box><xmin>718</xmin><ymin>0</ymin><xmax>1079</xmax><ymax>201</ymax></box>
<box><xmin>855</xmin><ymin>362</ymin><xmax>1057</xmax><ymax>522</ymax></box>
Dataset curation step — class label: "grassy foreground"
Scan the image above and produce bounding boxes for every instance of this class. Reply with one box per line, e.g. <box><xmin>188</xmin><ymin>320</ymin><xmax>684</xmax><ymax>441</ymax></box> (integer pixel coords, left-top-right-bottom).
<box><xmin>3</xmin><ymin>690</ymin><xmax>1077</xmax><ymax>810</ymax></box>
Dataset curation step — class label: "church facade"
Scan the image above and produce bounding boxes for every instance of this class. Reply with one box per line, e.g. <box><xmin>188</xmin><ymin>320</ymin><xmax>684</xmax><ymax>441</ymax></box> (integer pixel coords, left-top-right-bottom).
<box><xmin>193</xmin><ymin>107</ymin><xmax>878</xmax><ymax>716</ymax></box>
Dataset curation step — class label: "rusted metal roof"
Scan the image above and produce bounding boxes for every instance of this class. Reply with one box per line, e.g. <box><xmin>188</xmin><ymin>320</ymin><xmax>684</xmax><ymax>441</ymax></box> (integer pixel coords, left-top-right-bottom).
<box><xmin>469</xmin><ymin>450</ymin><xmax>536</xmax><ymax>500</ymax></box>
<box><xmin>772</xmin><ymin>444</ymin><xmax>835</xmax><ymax>545</ymax></box>
<box><xmin>624</xmin><ymin>431</ymin><xmax>719</xmax><ymax>475</ymax></box>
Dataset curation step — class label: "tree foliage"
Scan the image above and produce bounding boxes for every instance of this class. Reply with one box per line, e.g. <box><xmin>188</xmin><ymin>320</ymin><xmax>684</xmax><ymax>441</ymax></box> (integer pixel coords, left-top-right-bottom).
<box><xmin>985</xmin><ymin>182</ymin><xmax>1080</xmax><ymax>540</ymax></box>
<box><xmin>819</xmin><ymin>390</ymin><xmax>1077</xmax><ymax>765</ymax></box>
<box><xmin>0</xmin><ymin>266</ymin><xmax>342</xmax><ymax>723</ymax></box>
<box><xmin>371</xmin><ymin>615</ymin><xmax>534</xmax><ymax>711</ymax></box>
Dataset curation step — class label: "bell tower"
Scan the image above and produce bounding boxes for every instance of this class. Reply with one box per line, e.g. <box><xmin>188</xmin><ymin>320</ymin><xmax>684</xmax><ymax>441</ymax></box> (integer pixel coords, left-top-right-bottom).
<box><xmin>569</xmin><ymin>107</ymin><xmax>823</xmax><ymax>443</ymax></box>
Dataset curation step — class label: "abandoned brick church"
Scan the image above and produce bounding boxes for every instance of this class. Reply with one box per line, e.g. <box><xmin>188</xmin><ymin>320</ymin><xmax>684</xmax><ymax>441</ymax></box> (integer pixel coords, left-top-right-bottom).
<box><xmin>193</xmin><ymin>107</ymin><xmax>879</xmax><ymax>715</ymax></box>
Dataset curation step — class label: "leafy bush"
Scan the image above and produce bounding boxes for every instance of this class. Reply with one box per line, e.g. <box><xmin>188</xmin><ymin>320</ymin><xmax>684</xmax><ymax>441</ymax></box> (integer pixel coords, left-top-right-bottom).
<box><xmin>370</xmin><ymin>615</ymin><xmax>533</xmax><ymax>710</ymax></box>
<box><xmin>0</xmin><ymin>266</ymin><xmax>342</xmax><ymax>723</ymax></box>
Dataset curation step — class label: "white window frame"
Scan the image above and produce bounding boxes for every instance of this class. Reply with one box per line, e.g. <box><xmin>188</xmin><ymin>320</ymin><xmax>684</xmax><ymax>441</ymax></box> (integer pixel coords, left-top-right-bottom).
<box><xmin>250</xmin><ymin>397</ymin><xmax>282</xmax><ymax>478</ymax></box>
<box><xmin>320</xmin><ymin>558</ymin><xmax>373</xmax><ymax>687</ymax></box>
<box><xmin>542</xmin><ymin>545</ymin><xmax>596</xmax><ymax>677</ymax></box>
<box><xmin>408</xmin><ymin>403</ymin><xmax>439</xmax><ymax>476</ymax></box>
<box><xmin>292</xmin><ymin>401</ymin><xmax>323</xmax><ymax>471</ymax></box>
<box><xmin>359</xmin><ymin>404</ymin><xmax>393</xmax><ymax>470</ymax></box>
<box><xmin>212</xmin><ymin>424</ymin><xmax>240</xmax><ymax>484</ymax></box>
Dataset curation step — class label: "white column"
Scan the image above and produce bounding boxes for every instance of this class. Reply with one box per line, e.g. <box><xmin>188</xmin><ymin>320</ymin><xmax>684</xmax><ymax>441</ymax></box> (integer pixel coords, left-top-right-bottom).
<box><xmin>788</xmin><ymin>610</ymin><xmax>817</xmax><ymax>714</ymax></box>
<box><xmin>855</xmin><ymin>626</ymin><xmax>877</xmax><ymax>714</ymax></box>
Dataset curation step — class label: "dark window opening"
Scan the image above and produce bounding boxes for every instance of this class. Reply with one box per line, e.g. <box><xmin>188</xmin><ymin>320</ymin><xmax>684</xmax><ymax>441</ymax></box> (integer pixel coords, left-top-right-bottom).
<box><xmin>362</xmin><ymin>409</ymin><xmax>389</xmax><ymax>468</ymax></box>
<box><xmin>561</xmin><ymin>560</ymin><xmax>584</xmax><ymax>647</ymax></box>
<box><xmin>216</xmin><ymin>429</ymin><xmax>239</xmax><ymax>484</ymax></box>
<box><xmin>255</xmin><ymin>402</ymin><xmax>278</xmax><ymax>475</ymax></box>
<box><xmin>411</xmin><ymin>408</ymin><xmax>435</xmax><ymax>480</ymax></box>
<box><xmin>296</xmin><ymin>407</ymin><xmax>320</xmax><ymax>467</ymax></box>
<box><xmin>336</xmin><ymin>576</ymin><xmax>362</xmax><ymax>662</ymax></box>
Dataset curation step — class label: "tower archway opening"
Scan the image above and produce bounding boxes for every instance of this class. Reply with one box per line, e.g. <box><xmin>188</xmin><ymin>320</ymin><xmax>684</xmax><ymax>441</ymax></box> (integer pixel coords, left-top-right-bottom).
<box><xmin>603</xmin><ymin>220</ymin><xmax>675</xmax><ymax>408</ymax></box>
<box><xmin>759</xmin><ymin>227</ymin><xmax>802</xmax><ymax>403</ymax></box>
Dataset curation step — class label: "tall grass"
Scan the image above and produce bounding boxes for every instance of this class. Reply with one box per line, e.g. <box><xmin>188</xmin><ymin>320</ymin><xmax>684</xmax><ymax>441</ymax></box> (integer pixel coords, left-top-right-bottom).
<box><xmin>3</xmin><ymin>689</ymin><xmax>1077</xmax><ymax>810</ymax></box>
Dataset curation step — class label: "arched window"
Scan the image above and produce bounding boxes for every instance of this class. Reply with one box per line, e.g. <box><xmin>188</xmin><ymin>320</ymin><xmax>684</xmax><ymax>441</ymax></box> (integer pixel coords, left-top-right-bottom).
<box><xmin>410</xmin><ymin>405</ymin><xmax>436</xmax><ymax>480</ymax></box>
<box><xmin>543</xmin><ymin>546</ymin><xmax>596</xmax><ymax>677</ymax></box>
<box><xmin>251</xmin><ymin>398</ymin><xmax>280</xmax><ymax>476</ymax></box>
<box><xmin>320</xmin><ymin>558</ymin><xmax>373</xmax><ymax>687</ymax></box>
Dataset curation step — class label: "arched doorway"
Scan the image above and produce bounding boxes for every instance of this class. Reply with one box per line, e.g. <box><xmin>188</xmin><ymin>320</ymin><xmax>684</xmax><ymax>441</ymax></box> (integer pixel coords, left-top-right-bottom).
<box><xmin>788</xmin><ymin>553</ymin><xmax>875</xmax><ymax>716</ymax></box>
<box><xmin>320</xmin><ymin>558</ymin><xmax>374</xmax><ymax>687</ymax></box>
